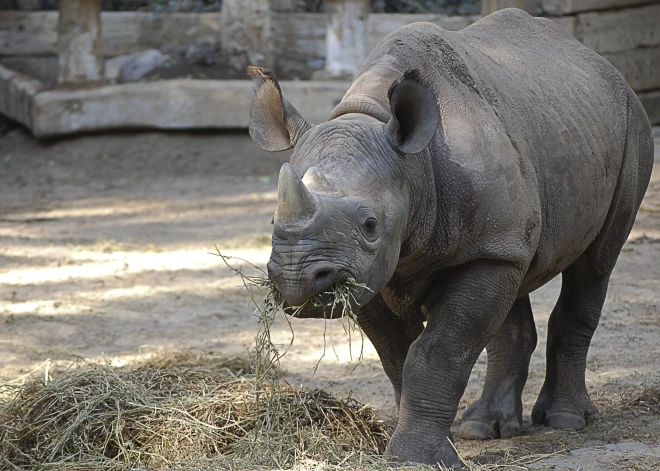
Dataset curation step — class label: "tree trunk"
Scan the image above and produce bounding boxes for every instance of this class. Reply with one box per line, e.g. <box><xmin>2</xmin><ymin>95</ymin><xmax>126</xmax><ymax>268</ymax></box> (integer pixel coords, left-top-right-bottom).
<box><xmin>58</xmin><ymin>0</ymin><xmax>104</xmax><ymax>84</ymax></box>
<box><xmin>325</xmin><ymin>0</ymin><xmax>369</xmax><ymax>78</ymax></box>
<box><xmin>221</xmin><ymin>0</ymin><xmax>273</xmax><ymax>73</ymax></box>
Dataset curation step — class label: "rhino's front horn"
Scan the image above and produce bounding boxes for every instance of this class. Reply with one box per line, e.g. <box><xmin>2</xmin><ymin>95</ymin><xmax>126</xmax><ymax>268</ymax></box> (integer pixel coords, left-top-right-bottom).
<box><xmin>276</xmin><ymin>163</ymin><xmax>317</xmax><ymax>225</ymax></box>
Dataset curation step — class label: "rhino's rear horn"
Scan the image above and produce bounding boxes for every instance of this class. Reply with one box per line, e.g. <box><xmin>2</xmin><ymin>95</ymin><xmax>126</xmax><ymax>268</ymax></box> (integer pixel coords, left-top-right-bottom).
<box><xmin>276</xmin><ymin>163</ymin><xmax>317</xmax><ymax>224</ymax></box>
<box><xmin>302</xmin><ymin>167</ymin><xmax>339</xmax><ymax>195</ymax></box>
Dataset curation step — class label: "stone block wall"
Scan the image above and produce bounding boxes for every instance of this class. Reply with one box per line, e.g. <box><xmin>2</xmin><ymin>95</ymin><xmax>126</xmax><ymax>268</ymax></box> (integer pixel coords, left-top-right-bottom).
<box><xmin>483</xmin><ymin>0</ymin><xmax>660</xmax><ymax>124</ymax></box>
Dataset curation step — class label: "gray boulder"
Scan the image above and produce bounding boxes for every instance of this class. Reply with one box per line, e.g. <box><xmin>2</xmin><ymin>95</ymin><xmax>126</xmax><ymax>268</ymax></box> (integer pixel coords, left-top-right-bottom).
<box><xmin>115</xmin><ymin>49</ymin><xmax>168</xmax><ymax>83</ymax></box>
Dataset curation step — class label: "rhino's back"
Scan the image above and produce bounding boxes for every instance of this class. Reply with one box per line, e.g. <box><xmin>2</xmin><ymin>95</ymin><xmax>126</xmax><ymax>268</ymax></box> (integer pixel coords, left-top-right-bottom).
<box><xmin>334</xmin><ymin>8</ymin><xmax>645</xmax><ymax>284</ymax></box>
<box><xmin>336</xmin><ymin>8</ymin><xmax>629</xmax><ymax>156</ymax></box>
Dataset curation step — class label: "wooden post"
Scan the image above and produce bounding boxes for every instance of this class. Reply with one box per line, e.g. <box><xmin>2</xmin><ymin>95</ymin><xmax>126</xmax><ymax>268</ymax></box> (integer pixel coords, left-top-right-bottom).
<box><xmin>221</xmin><ymin>0</ymin><xmax>273</xmax><ymax>72</ymax></box>
<box><xmin>57</xmin><ymin>0</ymin><xmax>104</xmax><ymax>84</ymax></box>
<box><xmin>325</xmin><ymin>0</ymin><xmax>369</xmax><ymax>78</ymax></box>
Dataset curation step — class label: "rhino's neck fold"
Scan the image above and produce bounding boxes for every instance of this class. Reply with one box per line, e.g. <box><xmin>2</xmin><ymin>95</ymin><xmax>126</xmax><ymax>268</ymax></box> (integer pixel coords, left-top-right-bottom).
<box><xmin>329</xmin><ymin>98</ymin><xmax>391</xmax><ymax>123</ymax></box>
<box><xmin>397</xmin><ymin>147</ymin><xmax>440</xmax><ymax>271</ymax></box>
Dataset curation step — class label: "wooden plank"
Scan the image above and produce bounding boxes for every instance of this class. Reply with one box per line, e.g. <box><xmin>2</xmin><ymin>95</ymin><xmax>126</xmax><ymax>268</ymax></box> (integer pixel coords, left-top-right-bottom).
<box><xmin>16</xmin><ymin>0</ymin><xmax>38</xmax><ymax>9</ymax></box>
<box><xmin>603</xmin><ymin>46</ymin><xmax>660</xmax><ymax>93</ymax></box>
<box><xmin>0</xmin><ymin>11</ymin><xmax>58</xmax><ymax>56</ymax></box>
<box><xmin>101</xmin><ymin>12</ymin><xmax>223</xmax><ymax>57</ymax></box>
<box><xmin>270</xmin><ymin>0</ymin><xmax>299</xmax><ymax>12</ymax></box>
<box><xmin>368</xmin><ymin>13</ymin><xmax>479</xmax><ymax>51</ymax></box>
<box><xmin>482</xmin><ymin>0</ymin><xmax>539</xmax><ymax>16</ymax></box>
<box><xmin>273</xmin><ymin>13</ymin><xmax>479</xmax><ymax>65</ymax></box>
<box><xmin>0</xmin><ymin>12</ymin><xmax>223</xmax><ymax>57</ymax></box>
<box><xmin>541</xmin><ymin>0</ymin><xmax>657</xmax><ymax>16</ymax></box>
<box><xmin>222</xmin><ymin>0</ymin><xmax>273</xmax><ymax>71</ymax></box>
<box><xmin>30</xmin><ymin>79</ymin><xmax>350</xmax><ymax>137</ymax></box>
<box><xmin>576</xmin><ymin>3</ymin><xmax>660</xmax><ymax>54</ymax></box>
<box><xmin>58</xmin><ymin>0</ymin><xmax>104</xmax><ymax>83</ymax></box>
<box><xmin>325</xmin><ymin>0</ymin><xmax>370</xmax><ymax>78</ymax></box>
<box><xmin>638</xmin><ymin>90</ymin><xmax>660</xmax><ymax>125</ymax></box>
<box><xmin>0</xmin><ymin>11</ymin><xmax>476</xmax><ymax>59</ymax></box>
<box><xmin>1</xmin><ymin>56</ymin><xmax>59</xmax><ymax>84</ymax></box>
<box><xmin>549</xmin><ymin>15</ymin><xmax>577</xmax><ymax>36</ymax></box>
<box><xmin>0</xmin><ymin>63</ymin><xmax>42</xmax><ymax>129</ymax></box>
<box><xmin>272</xmin><ymin>13</ymin><xmax>325</xmax><ymax>60</ymax></box>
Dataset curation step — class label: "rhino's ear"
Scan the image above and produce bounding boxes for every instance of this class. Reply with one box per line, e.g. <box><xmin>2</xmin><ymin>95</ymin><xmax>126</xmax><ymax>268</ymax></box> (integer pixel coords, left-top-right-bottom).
<box><xmin>248</xmin><ymin>66</ymin><xmax>312</xmax><ymax>152</ymax></box>
<box><xmin>386</xmin><ymin>69</ymin><xmax>439</xmax><ymax>155</ymax></box>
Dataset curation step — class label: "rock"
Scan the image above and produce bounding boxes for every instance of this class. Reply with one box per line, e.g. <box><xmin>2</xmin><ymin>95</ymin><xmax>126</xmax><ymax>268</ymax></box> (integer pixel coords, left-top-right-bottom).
<box><xmin>117</xmin><ymin>49</ymin><xmax>168</xmax><ymax>83</ymax></box>
<box><xmin>529</xmin><ymin>442</ymin><xmax>660</xmax><ymax>471</ymax></box>
<box><xmin>104</xmin><ymin>54</ymin><xmax>133</xmax><ymax>83</ymax></box>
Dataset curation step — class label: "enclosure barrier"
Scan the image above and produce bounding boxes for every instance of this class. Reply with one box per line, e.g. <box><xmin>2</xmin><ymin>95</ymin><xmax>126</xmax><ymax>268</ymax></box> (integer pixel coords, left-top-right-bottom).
<box><xmin>0</xmin><ymin>0</ymin><xmax>657</xmax><ymax>137</ymax></box>
<box><xmin>483</xmin><ymin>0</ymin><xmax>660</xmax><ymax>124</ymax></box>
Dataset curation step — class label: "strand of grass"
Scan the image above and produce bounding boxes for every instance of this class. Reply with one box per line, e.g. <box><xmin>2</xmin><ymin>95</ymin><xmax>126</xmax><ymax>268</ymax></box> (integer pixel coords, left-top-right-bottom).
<box><xmin>211</xmin><ymin>244</ymin><xmax>371</xmax><ymax>377</ymax></box>
<box><xmin>210</xmin><ymin>244</ymin><xmax>294</xmax><ymax>383</ymax></box>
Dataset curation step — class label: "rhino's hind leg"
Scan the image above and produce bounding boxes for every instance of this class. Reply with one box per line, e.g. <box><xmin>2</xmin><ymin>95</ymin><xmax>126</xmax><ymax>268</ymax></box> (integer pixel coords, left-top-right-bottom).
<box><xmin>533</xmin><ymin>92</ymin><xmax>653</xmax><ymax>430</ymax></box>
<box><xmin>531</xmin><ymin>257</ymin><xmax>608</xmax><ymax>430</ymax></box>
<box><xmin>459</xmin><ymin>296</ymin><xmax>537</xmax><ymax>439</ymax></box>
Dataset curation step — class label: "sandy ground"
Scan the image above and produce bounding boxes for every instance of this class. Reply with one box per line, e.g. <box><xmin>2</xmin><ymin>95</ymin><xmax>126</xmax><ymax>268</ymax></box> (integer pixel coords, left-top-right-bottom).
<box><xmin>1</xmin><ymin>126</ymin><xmax>660</xmax><ymax>466</ymax></box>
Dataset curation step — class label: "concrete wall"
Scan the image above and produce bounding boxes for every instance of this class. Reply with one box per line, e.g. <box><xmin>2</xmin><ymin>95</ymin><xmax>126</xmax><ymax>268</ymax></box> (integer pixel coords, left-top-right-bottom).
<box><xmin>1</xmin><ymin>3</ymin><xmax>659</xmax><ymax>136</ymax></box>
<box><xmin>0</xmin><ymin>10</ymin><xmax>477</xmax><ymax>82</ymax></box>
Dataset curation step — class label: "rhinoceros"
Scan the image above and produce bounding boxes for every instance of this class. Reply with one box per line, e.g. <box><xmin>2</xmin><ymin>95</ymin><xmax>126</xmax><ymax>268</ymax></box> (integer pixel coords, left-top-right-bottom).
<box><xmin>247</xmin><ymin>8</ymin><xmax>654</xmax><ymax>468</ymax></box>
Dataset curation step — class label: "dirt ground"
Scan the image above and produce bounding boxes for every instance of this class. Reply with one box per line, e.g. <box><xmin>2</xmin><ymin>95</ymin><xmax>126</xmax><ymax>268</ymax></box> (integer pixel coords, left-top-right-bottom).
<box><xmin>1</xmin><ymin>126</ymin><xmax>660</xmax><ymax>467</ymax></box>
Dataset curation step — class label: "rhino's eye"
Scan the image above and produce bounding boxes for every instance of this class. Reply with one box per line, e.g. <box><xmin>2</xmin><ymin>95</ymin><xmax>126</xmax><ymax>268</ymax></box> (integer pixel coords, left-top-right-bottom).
<box><xmin>363</xmin><ymin>218</ymin><xmax>377</xmax><ymax>235</ymax></box>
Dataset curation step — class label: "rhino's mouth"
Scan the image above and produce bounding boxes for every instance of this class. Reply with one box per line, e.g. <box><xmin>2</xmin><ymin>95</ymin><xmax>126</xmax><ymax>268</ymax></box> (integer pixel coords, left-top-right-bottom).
<box><xmin>271</xmin><ymin>277</ymin><xmax>364</xmax><ymax>320</ymax></box>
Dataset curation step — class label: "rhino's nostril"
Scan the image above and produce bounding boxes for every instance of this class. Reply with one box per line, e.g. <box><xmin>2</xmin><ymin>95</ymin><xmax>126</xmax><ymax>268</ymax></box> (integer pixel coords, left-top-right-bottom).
<box><xmin>312</xmin><ymin>266</ymin><xmax>339</xmax><ymax>293</ymax></box>
<box><xmin>315</xmin><ymin>269</ymin><xmax>333</xmax><ymax>282</ymax></box>
<box><xmin>267</xmin><ymin>260</ymin><xmax>281</xmax><ymax>279</ymax></box>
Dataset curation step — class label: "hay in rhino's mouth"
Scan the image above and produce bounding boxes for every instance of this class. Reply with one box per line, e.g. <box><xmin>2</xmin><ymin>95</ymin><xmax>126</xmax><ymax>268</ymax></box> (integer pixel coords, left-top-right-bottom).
<box><xmin>211</xmin><ymin>248</ymin><xmax>371</xmax><ymax>374</ymax></box>
<box><xmin>274</xmin><ymin>276</ymin><xmax>368</xmax><ymax>319</ymax></box>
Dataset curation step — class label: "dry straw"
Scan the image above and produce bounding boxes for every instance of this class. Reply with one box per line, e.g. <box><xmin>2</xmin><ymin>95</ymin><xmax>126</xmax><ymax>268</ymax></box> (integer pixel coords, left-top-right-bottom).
<box><xmin>0</xmin><ymin>249</ymin><xmax>558</xmax><ymax>471</ymax></box>
<box><xmin>0</xmin><ymin>250</ymin><xmax>401</xmax><ymax>471</ymax></box>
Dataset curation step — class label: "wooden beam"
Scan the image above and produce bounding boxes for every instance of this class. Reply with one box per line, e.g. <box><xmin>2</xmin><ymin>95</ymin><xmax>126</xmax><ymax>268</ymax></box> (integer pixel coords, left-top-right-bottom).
<box><xmin>638</xmin><ymin>90</ymin><xmax>660</xmax><ymax>126</ymax></box>
<box><xmin>221</xmin><ymin>0</ymin><xmax>273</xmax><ymax>71</ymax></box>
<box><xmin>0</xmin><ymin>11</ymin><xmax>476</xmax><ymax>59</ymax></box>
<box><xmin>368</xmin><ymin>13</ymin><xmax>478</xmax><ymax>51</ymax></box>
<box><xmin>325</xmin><ymin>0</ymin><xmax>370</xmax><ymax>78</ymax></box>
<box><xmin>482</xmin><ymin>0</ymin><xmax>540</xmax><ymax>16</ymax></box>
<box><xmin>575</xmin><ymin>3</ymin><xmax>660</xmax><ymax>54</ymax></box>
<box><xmin>603</xmin><ymin>46</ymin><xmax>660</xmax><ymax>93</ymax></box>
<box><xmin>0</xmin><ymin>63</ymin><xmax>43</xmax><ymax>129</ymax></box>
<box><xmin>29</xmin><ymin>79</ymin><xmax>349</xmax><ymax>138</ymax></box>
<box><xmin>541</xmin><ymin>0</ymin><xmax>657</xmax><ymax>16</ymax></box>
<box><xmin>57</xmin><ymin>0</ymin><xmax>104</xmax><ymax>84</ymax></box>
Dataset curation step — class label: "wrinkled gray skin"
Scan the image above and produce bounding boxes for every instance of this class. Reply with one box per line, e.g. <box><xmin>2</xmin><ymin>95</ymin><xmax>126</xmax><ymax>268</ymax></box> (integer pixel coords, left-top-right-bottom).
<box><xmin>248</xmin><ymin>9</ymin><xmax>654</xmax><ymax>469</ymax></box>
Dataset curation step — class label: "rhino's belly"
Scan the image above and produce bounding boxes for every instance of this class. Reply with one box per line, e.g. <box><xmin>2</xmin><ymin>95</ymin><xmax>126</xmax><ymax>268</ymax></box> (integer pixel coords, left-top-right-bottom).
<box><xmin>517</xmin><ymin>195</ymin><xmax>614</xmax><ymax>297</ymax></box>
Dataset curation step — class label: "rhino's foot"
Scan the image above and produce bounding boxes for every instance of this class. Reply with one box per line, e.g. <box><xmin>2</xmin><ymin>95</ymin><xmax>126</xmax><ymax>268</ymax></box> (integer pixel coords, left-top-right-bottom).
<box><xmin>458</xmin><ymin>399</ymin><xmax>523</xmax><ymax>440</ymax></box>
<box><xmin>386</xmin><ymin>430</ymin><xmax>461</xmax><ymax>470</ymax></box>
<box><xmin>532</xmin><ymin>392</ymin><xmax>599</xmax><ymax>430</ymax></box>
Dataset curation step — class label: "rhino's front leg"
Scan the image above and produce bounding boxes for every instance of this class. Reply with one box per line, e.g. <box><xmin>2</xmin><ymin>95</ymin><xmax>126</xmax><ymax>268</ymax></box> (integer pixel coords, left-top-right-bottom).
<box><xmin>357</xmin><ymin>294</ymin><xmax>424</xmax><ymax>407</ymax></box>
<box><xmin>386</xmin><ymin>260</ymin><xmax>524</xmax><ymax>468</ymax></box>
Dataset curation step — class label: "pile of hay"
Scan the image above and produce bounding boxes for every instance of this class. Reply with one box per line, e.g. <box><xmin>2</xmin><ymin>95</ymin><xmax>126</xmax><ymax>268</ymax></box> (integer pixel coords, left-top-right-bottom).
<box><xmin>0</xmin><ymin>253</ymin><xmax>410</xmax><ymax>471</ymax></box>
<box><xmin>0</xmin><ymin>361</ymin><xmax>393</xmax><ymax>471</ymax></box>
<box><xmin>3</xmin><ymin>252</ymin><xmax>538</xmax><ymax>471</ymax></box>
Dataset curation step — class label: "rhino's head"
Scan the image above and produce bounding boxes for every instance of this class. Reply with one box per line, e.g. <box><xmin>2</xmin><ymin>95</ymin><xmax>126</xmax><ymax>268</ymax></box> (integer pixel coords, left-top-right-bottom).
<box><xmin>248</xmin><ymin>67</ymin><xmax>438</xmax><ymax>317</ymax></box>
